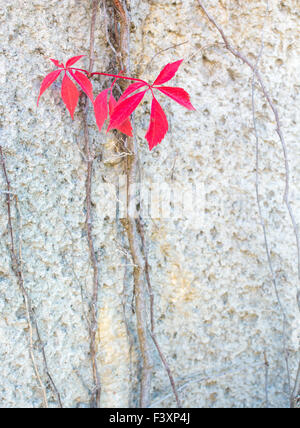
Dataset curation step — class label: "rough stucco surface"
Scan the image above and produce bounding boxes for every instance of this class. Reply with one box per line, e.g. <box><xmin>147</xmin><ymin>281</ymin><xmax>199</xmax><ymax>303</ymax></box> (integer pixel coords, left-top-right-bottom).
<box><xmin>0</xmin><ymin>0</ymin><xmax>299</xmax><ymax>408</ymax></box>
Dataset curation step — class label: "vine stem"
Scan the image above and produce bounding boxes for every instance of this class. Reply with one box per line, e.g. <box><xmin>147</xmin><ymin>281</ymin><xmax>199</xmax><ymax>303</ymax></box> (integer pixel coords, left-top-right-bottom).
<box><xmin>292</xmin><ymin>362</ymin><xmax>300</xmax><ymax>408</ymax></box>
<box><xmin>0</xmin><ymin>146</ymin><xmax>62</xmax><ymax>408</ymax></box>
<box><xmin>83</xmin><ymin>0</ymin><xmax>101</xmax><ymax>408</ymax></box>
<box><xmin>71</xmin><ymin>67</ymin><xmax>148</xmax><ymax>85</ymax></box>
<box><xmin>195</xmin><ymin>0</ymin><xmax>300</xmax><ymax>281</ymax></box>
<box><xmin>251</xmin><ymin>0</ymin><xmax>290</xmax><ymax>403</ymax></box>
<box><xmin>137</xmin><ymin>218</ymin><xmax>182</xmax><ymax>407</ymax></box>
<box><xmin>110</xmin><ymin>0</ymin><xmax>153</xmax><ymax>407</ymax></box>
<box><xmin>91</xmin><ymin>72</ymin><xmax>148</xmax><ymax>85</ymax></box>
<box><xmin>196</xmin><ymin>0</ymin><xmax>300</xmax><ymax>407</ymax></box>
<box><xmin>109</xmin><ymin>0</ymin><xmax>181</xmax><ymax>407</ymax></box>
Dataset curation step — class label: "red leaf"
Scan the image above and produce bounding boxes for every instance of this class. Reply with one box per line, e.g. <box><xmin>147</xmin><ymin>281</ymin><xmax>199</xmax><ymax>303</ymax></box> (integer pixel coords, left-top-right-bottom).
<box><xmin>69</xmin><ymin>70</ymin><xmax>93</xmax><ymax>101</ymax></box>
<box><xmin>118</xmin><ymin>82</ymin><xmax>147</xmax><ymax>103</ymax></box>
<box><xmin>65</xmin><ymin>55</ymin><xmax>85</xmax><ymax>68</ymax></box>
<box><xmin>156</xmin><ymin>86</ymin><xmax>196</xmax><ymax>110</ymax></box>
<box><xmin>109</xmin><ymin>94</ymin><xmax>133</xmax><ymax>137</ymax></box>
<box><xmin>37</xmin><ymin>69</ymin><xmax>62</xmax><ymax>106</ymax></box>
<box><xmin>50</xmin><ymin>58</ymin><xmax>63</xmax><ymax>68</ymax></box>
<box><xmin>145</xmin><ymin>97</ymin><xmax>169</xmax><ymax>151</ymax></box>
<box><xmin>94</xmin><ymin>89</ymin><xmax>109</xmax><ymax>131</ymax></box>
<box><xmin>61</xmin><ymin>73</ymin><xmax>79</xmax><ymax>119</ymax></box>
<box><xmin>153</xmin><ymin>59</ymin><xmax>183</xmax><ymax>86</ymax></box>
<box><xmin>107</xmin><ymin>90</ymin><xmax>147</xmax><ymax>133</ymax></box>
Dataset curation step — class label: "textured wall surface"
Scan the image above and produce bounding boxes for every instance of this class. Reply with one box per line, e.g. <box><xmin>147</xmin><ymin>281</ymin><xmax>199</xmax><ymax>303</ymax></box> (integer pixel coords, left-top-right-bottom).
<box><xmin>0</xmin><ymin>0</ymin><xmax>299</xmax><ymax>408</ymax></box>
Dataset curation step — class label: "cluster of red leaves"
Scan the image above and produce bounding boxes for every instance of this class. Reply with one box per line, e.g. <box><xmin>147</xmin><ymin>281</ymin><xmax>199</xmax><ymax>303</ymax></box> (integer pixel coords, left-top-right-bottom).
<box><xmin>37</xmin><ymin>56</ymin><xmax>195</xmax><ymax>150</ymax></box>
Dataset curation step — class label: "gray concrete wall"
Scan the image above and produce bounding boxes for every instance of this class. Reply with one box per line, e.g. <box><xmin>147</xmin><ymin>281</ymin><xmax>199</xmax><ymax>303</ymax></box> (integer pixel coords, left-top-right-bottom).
<box><xmin>0</xmin><ymin>0</ymin><xmax>299</xmax><ymax>408</ymax></box>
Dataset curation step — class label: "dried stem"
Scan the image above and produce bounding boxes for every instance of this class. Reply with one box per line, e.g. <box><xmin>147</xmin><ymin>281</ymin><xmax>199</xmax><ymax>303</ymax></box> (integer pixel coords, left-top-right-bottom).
<box><xmin>291</xmin><ymin>361</ymin><xmax>300</xmax><ymax>408</ymax></box>
<box><xmin>196</xmin><ymin>0</ymin><xmax>299</xmax><ymax>407</ymax></box>
<box><xmin>0</xmin><ymin>146</ymin><xmax>62</xmax><ymax>408</ymax></box>
<box><xmin>251</xmin><ymin>0</ymin><xmax>291</xmax><ymax>401</ymax></box>
<box><xmin>124</xmin><ymin>213</ymin><xmax>153</xmax><ymax>407</ymax></box>
<box><xmin>103</xmin><ymin>0</ymin><xmax>119</xmax><ymax>57</ymax></box>
<box><xmin>110</xmin><ymin>0</ymin><xmax>153</xmax><ymax>407</ymax></box>
<box><xmin>264</xmin><ymin>351</ymin><xmax>270</xmax><ymax>408</ymax></box>
<box><xmin>83</xmin><ymin>0</ymin><xmax>101</xmax><ymax>408</ymax></box>
<box><xmin>121</xmin><ymin>253</ymin><xmax>135</xmax><ymax>407</ymax></box>
<box><xmin>143</xmin><ymin>41</ymin><xmax>188</xmax><ymax>72</ymax></box>
<box><xmin>34</xmin><ymin>313</ymin><xmax>63</xmax><ymax>408</ymax></box>
<box><xmin>137</xmin><ymin>218</ymin><xmax>182</xmax><ymax>407</ymax></box>
<box><xmin>150</xmin><ymin>361</ymin><xmax>266</xmax><ymax>408</ymax></box>
<box><xmin>195</xmin><ymin>2</ymin><xmax>300</xmax><ymax>279</ymax></box>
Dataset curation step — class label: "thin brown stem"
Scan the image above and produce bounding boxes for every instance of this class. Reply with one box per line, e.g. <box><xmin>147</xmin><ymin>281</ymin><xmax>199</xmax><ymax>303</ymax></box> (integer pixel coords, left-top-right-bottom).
<box><xmin>196</xmin><ymin>1</ymin><xmax>300</xmax><ymax>281</ymax></box>
<box><xmin>34</xmin><ymin>312</ymin><xmax>63</xmax><ymax>408</ymax></box>
<box><xmin>137</xmin><ymin>218</ymin><xmax>182</xmax><ymax>407</ymax></box>
<box><xmin>83</xmin><ymin>0</ymin><xmax>101</xmax><ymax>408</ymax></box>
<box><xmin>264</xmin><ymin>351</ymin><xmax>270</xmax><ymax>408</ymax></box>
<box><xmin>121</xmin><ymin>253</ymin><xmax>135</xmax><ymax>407</ymax></box>
<box><xmin>143</xmin><ymin>41</ymin><xmax>188</xmax><ymax>72</ymax></box>
<box><xmin>0</xmin><ymin>146</ymin><xmax>62</xmax><ymax>408</ymax></box>
<box><xmin>0</xmin><ymin>147</ymin><xmax>15</xmax><ymax>254</ymax></box>
<box><xmin>111</xmin><ymin>0</ymin><xmax>153</xmax><ymax>407</ymax></box>
<box><xmin>123</xmin><ymin>212</ymin><xmax>153</xmax><ymax>407</ymax></box>
<box><xmin>250</xmin><ymin>0</ymin><xmax>290</xmax><ymax>403</ymax></box>
<box><xmin>196</xmin><ymin>0</ymin><xmax>300</xmax><ymax>407</ymax></box>
<box><xmin>291</xmin><ymin>361</ymin><xmax>300</xmax><ymax>408</ymax></box>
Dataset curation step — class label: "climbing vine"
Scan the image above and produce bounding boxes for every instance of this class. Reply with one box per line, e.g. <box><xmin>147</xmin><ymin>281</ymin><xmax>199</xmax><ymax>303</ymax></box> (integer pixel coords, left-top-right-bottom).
<box><xmin>37</xmin><ymin>57</ymin><xmax>194</xmax><ymax>150</ymax></box>
<box><xmin>36</xmin><ymin>0</ymin><xmax>193</xmax><ymax>408</ymax></box>
<box><xmin>1</xmin><ymin>0</ymin><xmax>298</xmax><ymax>410</ymax></box>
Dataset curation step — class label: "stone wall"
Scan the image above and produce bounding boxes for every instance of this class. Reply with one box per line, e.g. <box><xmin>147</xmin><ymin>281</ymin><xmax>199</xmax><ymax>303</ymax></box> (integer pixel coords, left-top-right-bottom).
<box><xmin>0</xmin><ymin>0</ymin><xmax>299</xmax><ymax>408</ymax></box>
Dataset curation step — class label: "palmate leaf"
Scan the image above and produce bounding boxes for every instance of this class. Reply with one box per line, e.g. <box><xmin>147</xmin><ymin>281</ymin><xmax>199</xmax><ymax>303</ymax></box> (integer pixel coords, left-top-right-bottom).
<box><xmin>109</xmin><ymin>94</ymin><xmax>133</xmax><ymax>137</ymax></box>
<box><xmin>155</xmin><ymin>86</ymin><xmax>196</xmax><ymax>110</ymax></box>
<box><xmin>61</xmin><ymin>73</ymin><xmax>79</xmax><ymax>119</ymax></box>
<box><xmin>37</xmin><ymin>69</ymin><xmax>62</xmax><ymax>106</ymax></box>
<box><xmin>69</xmin><ymin>70</ymin><xmax>93</xmax><ymax>101</ymax></box>
<box><xmin>65</xmin><ymin>55</ymin><xmax>85</xmax><ymax>68</ymax></box>
<box><xmin>145</xmin><ymin>97</ymin><xmax>168</xmax><ymax>151</ymax></box>
<box><xmin>107</xmin><ymin>90</ymin><xmax>148</xmax><ymax>133</ymax></box>
<box><xmin>153</xmin><ymin>59</ymin><xmax>183</xmax><ymax>86</ymax></box>
<box><xmin>118</xmin><ymin>82</ymin><xmax>147</xmax><ymax>103</ymax></box>
<box><xmin>93</xmin><ymin>90</ymin><xmax>133</xmax><ymax>136</ymax></box>
<box><xmin>50</xmin><ymin>58</ymin><xmax>64</xmax><ymax>68</ymax></box>
<box><xmin>37</xmin><ymin>54</ymin><xmax>195</xmax><ymax>151</ymax></box>
<box><xmin>94</xmin><ymin>89</ymin><xmax>110</xmax><ymax>132</ymax></box>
